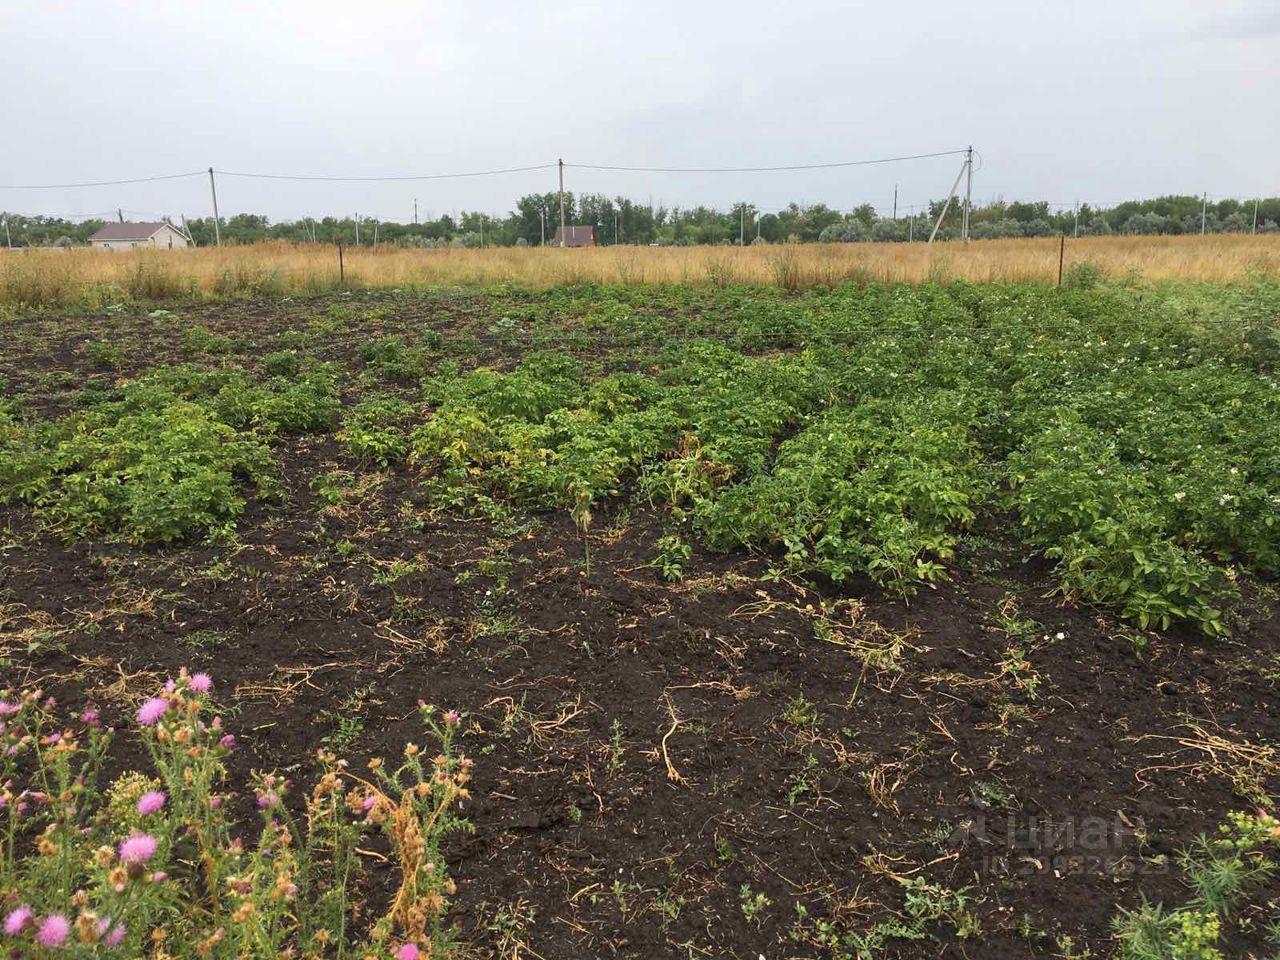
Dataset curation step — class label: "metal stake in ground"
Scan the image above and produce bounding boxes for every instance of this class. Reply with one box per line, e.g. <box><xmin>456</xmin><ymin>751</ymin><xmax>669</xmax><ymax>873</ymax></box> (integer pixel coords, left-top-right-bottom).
<box><xmin>337</xmin><ymin>241</ymin><xmax>344</xmax><ymax>287</ymax></box>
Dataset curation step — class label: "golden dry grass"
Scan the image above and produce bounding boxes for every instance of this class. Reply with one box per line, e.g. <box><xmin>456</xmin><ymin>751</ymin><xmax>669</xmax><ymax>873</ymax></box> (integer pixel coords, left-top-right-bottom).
<box><xmin>2</xmin><ymin>234</ymin><xmax>1277</xmax><ymax>309</ymax></box>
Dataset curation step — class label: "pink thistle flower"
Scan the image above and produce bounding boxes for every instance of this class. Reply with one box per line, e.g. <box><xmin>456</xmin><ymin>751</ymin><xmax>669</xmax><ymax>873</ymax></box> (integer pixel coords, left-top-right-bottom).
<box><xmin>103</xmin><ymin>922</ymin><xmax>126</xmax><ymax>947</ymax></box>
<box><xmin>136</xmin><ymin>697</ymin><xmax>168</xmax><ymax>726</ymax></box>
<box><xmin>36</xmin><ymin>914</ymin><xmax>70</xmax><ymax>948</ymax></box>
<box><xmin>398</xmin><ymin>944</ymin><xmax>421</xmax><ymax>960</ymax></box>
<box><xmin>118</xmin><ymin>833</ymin><xmax>158</xmax><ymax>864</ymax></box>
<box><xmin>188</xmin><ymin>672</ymin><xmax>213</xmax><ymax>693</ymax></box>
<box><xmin>81</xmin><ymin>708</ymin><xmax>100</xmax><ymax>727</ymax></box>
<box><xmin>0</xmin><ymin>701</ymin><xmax>19</xmax><ymax>717</ymax></box>
<box><xmin>136</xmin><ymin>791</ymin><xmax>166</xmax><ymax>816</ymax></box>
<box><xmin>164</xmin><ymin>679</ymin><xmax>176</xmax><ymax>693</ymax></box>
<box><xmin>360</xmin><ymin>795</ymin><xmax>377</xmax><ymax>813</ymax></box>
<box><xmin>444</xmin><ymin>709</ymin><xmax>461</xmax><ymax>727</ymax></box>
<box><xmin>4</xmin><ymin>906</ymin><xmax>32</xmax><ymax>935</ymax></box>
<box><xmin>256</xmin><ymin>791</ymin><xmax>278</xmax><ymax>810</ymax></box>
<box><xmin>218</xmin><ymin>734</ymin><xmax>236</xmax><ymax>751</ymax></box>
<box><xmin>150</xmin><ymin>871</ymin><xmax>168</xmax><ymax>883</ymax></box>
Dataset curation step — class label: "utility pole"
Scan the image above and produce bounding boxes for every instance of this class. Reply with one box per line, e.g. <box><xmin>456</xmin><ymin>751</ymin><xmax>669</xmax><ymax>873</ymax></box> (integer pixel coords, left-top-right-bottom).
<box><xmin>117</xmin><ymin>208</ymin><xmax>124</xmax><ymax>223</ymax></box>
<box><xmin>1252</xmin><ymin>198</ymin><xmax>1259</xmax><ymax>235</ymax></box>
<box><xmin>373</xmin><ymin>221</ymin><xmax>379</xmax><ymax>246</ymax></box>
<box><xmin>3</xmin><ymin>216</ymin><xmax>11</xmax><ymax>248</ymax></box>
<box><xmin>893</xmin><ymin>184</ymin><xmax>898</xmax><ymax>221</ymax></box>
<box><xmin>558</xmin><ymin>158</ymin><xmax>567</xmax><ymax>247</ymax></box>
<box><xmin>739</xmin><ymin>205</ymin><xmax>745</xmax><ymax>246</ymax></box>
<box><xmin>1200</xmin><ymin>192</ymin><xmax>1207</xmax><ymax>235</ymax></box>
<box><xmin>413</xmin><ymin>199</ymin><xmax>418</xmax><ymax>226</ymax></box>
<box><xmin>1073</xmin><ymin>201</ymin><xmax>1080</xmax><ymax>239</ymax></box>
<box><xmin>540</xmin><ymin>209</ymin><xmax>546</xmax><ymax>246</ymax></box>
<box><xmin>355</xmin><ymin>214</ymin><xmax>360</xmax><ymax>246</ymax></box>
<box><xmin>962</xmin><ymin>145</ymin><xmax>973</xmax><ymax>242</ymax></box>
<box><xmin>929</xmin><ymin>157</ymin><xmax>970</xmax><ymax>243</ymax></box>
<box><xmin>207</xmin><ymin>168</ymin><xmax>221</xmax><ymax>246</ymax></box>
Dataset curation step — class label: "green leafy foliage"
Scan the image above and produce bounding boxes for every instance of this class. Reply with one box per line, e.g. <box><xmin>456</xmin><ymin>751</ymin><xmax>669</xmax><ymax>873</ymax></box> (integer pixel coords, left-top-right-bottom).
<box><xmin>702</xmin><ymin>397</ymin><xmax>981</xmax><ymax>593</ymax></box>
<box><xmin>338</xmin><ymin>394</ymin><xmax>416</xmax><ymax>465</ymax></box>
<box><xmin>0</xmin><ymin>364</ymin><xmax>338</xmax><ymax>543</ymax></box>
<box><xmin>398</xmin><ymin>282</ymin><xmax>1279</xmax><ymax>626</ymax></box>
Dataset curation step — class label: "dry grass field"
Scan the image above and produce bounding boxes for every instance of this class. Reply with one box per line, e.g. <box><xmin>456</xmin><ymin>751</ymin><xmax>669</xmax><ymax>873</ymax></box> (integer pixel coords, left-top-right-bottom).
<box><xmin>2</xmin><ymin>233</ymin><xmax>1278</xmax><ymax>309</ymax></box>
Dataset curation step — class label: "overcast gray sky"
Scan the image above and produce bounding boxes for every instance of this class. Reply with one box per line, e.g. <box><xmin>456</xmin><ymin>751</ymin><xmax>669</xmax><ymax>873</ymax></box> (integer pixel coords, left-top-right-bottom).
<box><xmin>3</xmin><ymin>0</ymin><xmax>1277</xmax><ymax>223</ymax></box>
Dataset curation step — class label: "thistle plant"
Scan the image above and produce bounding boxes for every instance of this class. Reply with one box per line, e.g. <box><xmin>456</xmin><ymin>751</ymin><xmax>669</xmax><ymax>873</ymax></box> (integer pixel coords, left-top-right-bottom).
<box><xmin>0</xmin><ymin>673</ymin><xmax>471</xmax><ymax>958</ymax></box>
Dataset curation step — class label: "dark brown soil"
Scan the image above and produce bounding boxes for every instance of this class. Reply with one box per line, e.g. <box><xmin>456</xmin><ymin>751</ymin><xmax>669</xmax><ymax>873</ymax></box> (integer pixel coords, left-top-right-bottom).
<box><xmin>2</xmin><ymin>292</ymin><xmax>1278</xmax><ymax>959</ymax></box>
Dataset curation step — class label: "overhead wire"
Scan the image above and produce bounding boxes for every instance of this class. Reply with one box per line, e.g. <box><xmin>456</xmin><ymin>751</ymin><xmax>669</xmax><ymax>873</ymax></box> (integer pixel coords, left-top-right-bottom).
<box><xmin>564</xmin><ymin>149</ymin><xmax>969</xmax><ymax>174</ymax></box>
<box><xmin>213</xmin><ymin>163</ymin><xmax>558</xmax><ymax>183</ymax></box>
<box><xmin>0</xmin><ymin>171</ymin><xmax>205</xmax><ymax>190</ymax></box>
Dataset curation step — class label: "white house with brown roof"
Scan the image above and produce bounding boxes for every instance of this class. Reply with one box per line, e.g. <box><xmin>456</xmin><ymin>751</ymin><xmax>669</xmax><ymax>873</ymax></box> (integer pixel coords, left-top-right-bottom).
<box><xmin>89</xmin><ymin>221</ymin><xmax>192</xmax><ymax>251</ymax></box>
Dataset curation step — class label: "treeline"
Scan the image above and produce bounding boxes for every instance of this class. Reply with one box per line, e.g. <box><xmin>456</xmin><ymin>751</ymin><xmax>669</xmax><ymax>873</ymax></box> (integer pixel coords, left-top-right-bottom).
<box><xmin>3</xmin><ymin>194</ymin><xmax>1278</xmax><ymax>248</ymax></box>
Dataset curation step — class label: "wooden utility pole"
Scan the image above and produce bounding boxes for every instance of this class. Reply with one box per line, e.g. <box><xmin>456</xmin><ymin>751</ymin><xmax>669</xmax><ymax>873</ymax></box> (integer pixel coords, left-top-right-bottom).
<box><xmin>1200</xmin><ymin>193</ymin><xmax>1207</xmax><ymax>235</ymax></box>
<box><xmin>893</xmin><ymin>183</ymin><xmax>898</xmax><ymax>220</ymax></box>
<box><xmin>1252</xmin><ymin>198</ymin><xmax>1259</xmax><ymax>234</ymax></box>
<box><xmin>558</xmin><ymin>158</ymin><xmax>567</xmax><ymax>246</ymax></box>
<box><xmin>1057</xmin><ymin>234</ymin><xmax>1066</xmax><ymax>286</ymax></box>
<box><xmin>739</xmin><ymin>205</ymin><xmax>744</xmax><ymax>246</ymax></box>
<box><xmin>337</xmin><ymin>242</ymin><xmax>344</xmax><ymax>286</ymax></box>
<box><xmin>413</xmin><ymin>199</ymin><xmax>418</xmax><ymax>226</ymax></box>
<box><xmin>207</xmin><ymin>169</ymin><xmax>221</xmax><ymax>246</ymax></box>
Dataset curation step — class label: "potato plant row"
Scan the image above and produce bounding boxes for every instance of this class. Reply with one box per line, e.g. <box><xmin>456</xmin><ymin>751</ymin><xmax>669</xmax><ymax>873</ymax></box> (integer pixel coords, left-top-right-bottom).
<box><xmin>2</xmin><ymin>281</ymin><xmax>1277</xmax><ymax>634</ymax></box>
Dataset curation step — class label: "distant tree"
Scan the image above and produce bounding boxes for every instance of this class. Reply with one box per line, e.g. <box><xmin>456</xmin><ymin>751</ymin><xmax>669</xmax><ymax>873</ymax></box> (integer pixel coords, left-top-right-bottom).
<box><xmin>1123</xmin><ymin>212</ymin><xmax>1170</xmax><ymax>235</ymax></box>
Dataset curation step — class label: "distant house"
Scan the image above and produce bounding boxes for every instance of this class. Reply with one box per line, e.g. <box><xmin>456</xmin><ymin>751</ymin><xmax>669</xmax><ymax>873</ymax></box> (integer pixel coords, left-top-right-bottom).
<box><xmin>89</xmin><ymin>222</ymin><xmax>191</xmax><ymax>251</ymax></box>
<box><xmin>553</xmin><ymin>225</ymin><xmax>596</xmax><ymax>248</ymax></box>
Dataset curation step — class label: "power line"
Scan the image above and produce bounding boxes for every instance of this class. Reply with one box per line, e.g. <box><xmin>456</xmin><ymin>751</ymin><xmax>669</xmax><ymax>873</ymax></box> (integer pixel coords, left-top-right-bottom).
<box><xmin>565</xmin><ymin>149</ymin><xmax>968</xmax><ymax>174</ymax></box>
<box><xmin>0</xmin><ymin>171</ymin><xmax>205</xmax><ymax>190</ymax></box>
<box><xmin>214</xmin><ymin>163</ymin><xmax>557</xmax><ymax>183</ymax></box>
